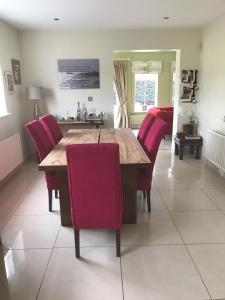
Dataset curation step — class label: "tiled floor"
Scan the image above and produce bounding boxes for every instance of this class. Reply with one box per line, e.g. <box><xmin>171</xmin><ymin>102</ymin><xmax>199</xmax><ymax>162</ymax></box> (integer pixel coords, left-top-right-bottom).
<box><xmin>1</xmin><ymin>148</ymin><xmax>225</xmax><ymax>300</ymax></box>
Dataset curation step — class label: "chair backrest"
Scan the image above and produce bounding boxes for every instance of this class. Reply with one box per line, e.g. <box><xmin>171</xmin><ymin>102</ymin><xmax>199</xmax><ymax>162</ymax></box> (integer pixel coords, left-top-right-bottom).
<box><xmin>137</xmin><ymin>113</ymin><xmax>156</xmax><ymax>145</ymax></box>
<box><xmin>144</xmin><ymin>118</ymin><xmax>167</xmax><ymax>166</ymax></box>
<box><xmin>25</xmin><ymin>120</ymin><xmax>54</xmax><ymax>161</ymax></box>
<box><xmin>66</xmin><ymin>143</ymin><xmax>123</xmax><ymax>229</ymax></box>
<box><xmin>39</xmin><ymin>114</ymin><xmax>63</xmax><ymax>145</ymax></box>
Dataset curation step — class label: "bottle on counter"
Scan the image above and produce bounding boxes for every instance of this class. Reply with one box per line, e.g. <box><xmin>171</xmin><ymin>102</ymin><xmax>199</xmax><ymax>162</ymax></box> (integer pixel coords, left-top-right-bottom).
<box><xmin>76</xmin><ymin>101</ymin><xmax>81</xmax><ymax>121</ymax></box>
<box><xmin>82</xmin><ymin>104</ymin><xmax>87</xmax><ymax>121</ymax></box>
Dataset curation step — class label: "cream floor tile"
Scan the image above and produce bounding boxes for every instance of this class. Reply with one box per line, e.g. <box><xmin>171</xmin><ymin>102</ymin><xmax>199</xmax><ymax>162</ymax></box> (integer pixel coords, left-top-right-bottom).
<box><xmin>121</xmin><ymin>245</ymin><xmax>209</xmax><ymax>300</ymax></box>
<box><xmin>1</xmin><ymin>215</ymin><xmax>60</xmax><ymax>249</ymax></box>
<box><xmin>154</xmin><ymin>175</ymin><xmax>199</xmax><ymax>190</ymax></box>
<box><xmin>122</xmin><ymin>212</ymin><xmax>183</xmax><ymax>246</ymax></box>
<box><xmin>160</xmin><ymin>190</ymin><xmax>218</xmax><ymax>211</ymax></box>
<box><xmin>137</xmin><ymin>190</ymin><xmax>167</xmax><ymax>213</ymax></box>
<box><xmin>14</xmin><ymin>183</ymin><xmax>60</xmax><ymax>216</ymax></box>
<box><xmin>188</xmin><ymin>244</ymin><xmax>225</xmax><ymax>299</ymax></box>
<box><xmin>195</xmin><ymin>177</ymin><xmax>225</xmax><ymax>190</ymax></box>
<box><xmin>171</xmin><ymin>212</ymin><xmax>225</xmax><ymax>244</ymax></box>
<box><xmin>0</xmin><ymin>216</ymin><xmax>9</xmax><ymax>231</ymax></box>
<box><xmin>37</xmin><ymin>247</ymin><xmax>123</xmax><ymax>300</ymax></box>
<box><xmin>204</xmin><ymin>189</ymin><xmax>225</xmax><ymax>210</ymax></box>
<box><xmin>55</xmin><ymin>227</ymin><xmax>115</xmax><ymax>248</ymax></box>
<box><xmin>0</xmin><ymin>249</ymin><xmax>51</xmax><ymax>300</ymax></box>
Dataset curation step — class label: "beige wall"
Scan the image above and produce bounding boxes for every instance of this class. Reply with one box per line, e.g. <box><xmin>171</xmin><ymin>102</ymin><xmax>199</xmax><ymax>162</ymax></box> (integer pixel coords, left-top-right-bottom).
<box><xmin>198</xmin><ymin>14</ymin><xmax>225</xmax><ymax>144</ymax></box>
<box><xmin>19</xmin><ymin>28</ymin><xmax>201</xmax><ymax>134</ymax></box>
<box><xmin>0</xmin><ymin>20</ymin><xmax>27</xmax><ymax>158</ymax></box>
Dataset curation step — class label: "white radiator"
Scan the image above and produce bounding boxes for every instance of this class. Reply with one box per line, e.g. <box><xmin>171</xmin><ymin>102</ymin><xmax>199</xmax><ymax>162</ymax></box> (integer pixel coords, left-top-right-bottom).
<box><xmin>0</xmin><ymin>133</ymin><xmax>23</xmax><ymax>182</ymax></box>
<box><xmin>205</xmin><ymin>129</ymin><xmax>225</xmax><ymax>174</ymax></box>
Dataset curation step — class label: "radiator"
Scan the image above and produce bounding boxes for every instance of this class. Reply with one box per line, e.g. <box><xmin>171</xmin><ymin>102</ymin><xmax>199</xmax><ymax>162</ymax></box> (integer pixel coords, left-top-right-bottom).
<box><xmin>205</xmin><ymin>129</ymin><xmax>225</xmax><ymax>174</ymax></box>
<box><xmin>0</xmin><ymin>133</ymin><xmax>23</xmax><ymax>182</ymax></box>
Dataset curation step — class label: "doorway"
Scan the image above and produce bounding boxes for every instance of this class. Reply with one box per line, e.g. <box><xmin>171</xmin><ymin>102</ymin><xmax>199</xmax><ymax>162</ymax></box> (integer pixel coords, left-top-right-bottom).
<box><xmin>112</xmin><ymin>49</ymin><xmax>180</xmax><ymax>144</ymax></box>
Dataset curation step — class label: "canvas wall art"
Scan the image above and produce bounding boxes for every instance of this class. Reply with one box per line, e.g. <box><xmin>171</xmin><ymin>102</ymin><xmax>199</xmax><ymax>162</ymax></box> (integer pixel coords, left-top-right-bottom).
<box><xmin>58</xmin><ymin>59</ymin><xmax>100</xmax><ymax>89</ymax></box>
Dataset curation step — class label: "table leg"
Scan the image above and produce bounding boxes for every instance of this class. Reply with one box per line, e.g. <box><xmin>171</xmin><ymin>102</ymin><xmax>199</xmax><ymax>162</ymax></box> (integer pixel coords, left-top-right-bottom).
<box><xmin>179</xmin><ymin>145</ymin><xmax>184</xmax><ymax>160</ymax></box>
<box><xmin>58</xmin><ymin>171</ymin><xmax>72</xmax><ymax>226</ymax></box>
<box><xmin>121</xmin><ymin>167</ymin><xmax>137</xmax><ymax>224</ymax></box>
<box><xmin>195</xmin><ymin>145</ymin><xmax>202</xmax><ymax>159</ymax></box>
<box><xmin>175</xmin><ymin>143</ymin><xmax>179</xmax><ymax>155</ymax></box>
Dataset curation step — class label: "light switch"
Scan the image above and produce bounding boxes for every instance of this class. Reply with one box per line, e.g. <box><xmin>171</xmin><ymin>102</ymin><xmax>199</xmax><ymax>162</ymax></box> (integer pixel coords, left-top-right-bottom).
<box><xmin>88</xmin><ymin>96</ymin><xmax>93</xmax><ymax>102</ymax></box>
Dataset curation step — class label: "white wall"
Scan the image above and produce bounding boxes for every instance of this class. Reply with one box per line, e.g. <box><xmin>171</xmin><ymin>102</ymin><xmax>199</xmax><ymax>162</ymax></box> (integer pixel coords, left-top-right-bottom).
<box><xmin>198</xmin><ymin>14</ymin><xmax>225</xmax><ymax>141</ymax></box>
<box><xmin>0</xmin><ymin>20</ymin><xmax>26</xmax><ymax>157</ymax></box>
<box><xmin>20</xmin><ymin>28</ymin><xmax>201</xmax><ymax>131</ymax></box>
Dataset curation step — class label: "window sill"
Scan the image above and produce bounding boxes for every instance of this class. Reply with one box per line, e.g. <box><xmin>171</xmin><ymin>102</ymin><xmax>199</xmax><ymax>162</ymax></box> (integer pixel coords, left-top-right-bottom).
<box><xmin>0</xmin><ymin>113</ymin><xmax>12</xmax><ymax>120</ymax></box>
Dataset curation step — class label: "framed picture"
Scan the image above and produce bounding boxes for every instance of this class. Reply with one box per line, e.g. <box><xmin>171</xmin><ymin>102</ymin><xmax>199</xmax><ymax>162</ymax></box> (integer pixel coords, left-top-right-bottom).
<box><xmin>12</xmin><ymin>59</ymin><xmax>21</xmax><ymax>84</ymax></box>
<box><xmin>58</xmin><ymin>59</ymin><xmax>100</xmax><ymax>89</ymax></box>
<box><xmin>4</xmin><ymin>71</ymin><xmax>14</xmax><ymax>93</ymax></box>
<box><xmin>181</xmin><ymin>85</ymin><xmax>192</xmax><ymax>102</ymax></box>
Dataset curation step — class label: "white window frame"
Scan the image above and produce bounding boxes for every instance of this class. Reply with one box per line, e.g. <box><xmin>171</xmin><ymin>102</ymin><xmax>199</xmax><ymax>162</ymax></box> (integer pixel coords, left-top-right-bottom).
<box><xmin>134</xmin><ymin>73</ymin><xmax>158</xmax><ymax>113</ymax></box>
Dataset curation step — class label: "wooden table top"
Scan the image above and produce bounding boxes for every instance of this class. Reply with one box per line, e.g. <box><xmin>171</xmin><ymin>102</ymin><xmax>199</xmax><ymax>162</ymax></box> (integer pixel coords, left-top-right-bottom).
<box><xmin>39</xmin><ymin>128</ymin><xmax>150</xmax><ymax>171</ymax></box>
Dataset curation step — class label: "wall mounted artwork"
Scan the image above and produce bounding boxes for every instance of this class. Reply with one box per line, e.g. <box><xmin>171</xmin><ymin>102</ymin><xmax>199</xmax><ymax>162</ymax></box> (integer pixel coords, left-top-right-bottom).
<box><xmin>58</xmin><ymin>59</ymin><xmax>100</xmax><ymax>89</ymax></box>
<box><xmin>181</xmin><ymin>69</ymin><xmax>199</xmax><ymax>103</ymax></box>
<box><xmin>12</xmin><ymin>59</ymin><xmax>22</xmax><ymax>84</ymax></box>
<box><xmin>4</xmin><ymin>71</ymin><xmax>14</xmax><ymax>94</ymax></box>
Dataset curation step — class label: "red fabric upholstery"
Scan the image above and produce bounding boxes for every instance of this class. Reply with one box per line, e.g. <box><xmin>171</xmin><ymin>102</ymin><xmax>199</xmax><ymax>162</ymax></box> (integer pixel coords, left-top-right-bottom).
<box><xmin>148</xmin><ymin>106</ymin><xmax>173</xmax><ymax>135</ymax></box>
<box><xmin>66</xmin><ymin>143</ymin><xmax>123</xmax><ymax>229</ymax></box>
<box><xmin>25</xmin><ymin>120</ymin><xmax>59</xmax><ymax>190</ymax></box>
<box><xmin>137</xmin><ymin>119</ymin><xmax>167</xmax><ymax>190</ymax></box>
<box><xmin>137</xmin><ymin>113</ymin><xmax>156</xmax><ymax>146</ymax></box>
<box><xmin>40</xmin><ymin>114</ymin><xmax>63</xmax><ymax>145</ymax></box>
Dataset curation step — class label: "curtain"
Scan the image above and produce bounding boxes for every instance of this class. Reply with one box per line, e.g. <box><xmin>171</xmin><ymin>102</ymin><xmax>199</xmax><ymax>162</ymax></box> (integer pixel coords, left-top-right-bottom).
<box><xmin>113</xmin><ymin>60</ymin><xmax>128</xmax><ymax>128</ymax></box>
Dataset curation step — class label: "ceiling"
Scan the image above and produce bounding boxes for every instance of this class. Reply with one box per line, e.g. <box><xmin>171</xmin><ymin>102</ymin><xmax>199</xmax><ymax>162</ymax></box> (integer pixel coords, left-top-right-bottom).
<box><xmin>0</xmin><ymin>0</ymin><xmax>225</xmax><ymax>30</ymax></box>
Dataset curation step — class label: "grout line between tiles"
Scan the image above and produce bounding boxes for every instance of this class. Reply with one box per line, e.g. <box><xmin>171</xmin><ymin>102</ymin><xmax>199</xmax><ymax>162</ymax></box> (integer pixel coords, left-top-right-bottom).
<box><xmin>35</xmin><ymin>225</ymin><xmax>61</xmax><ymax>300</ymax></box>
<box><xmin>119</xmin><ymin>256</ymin><xmax>125</xmax><ymax>300</ymax></box>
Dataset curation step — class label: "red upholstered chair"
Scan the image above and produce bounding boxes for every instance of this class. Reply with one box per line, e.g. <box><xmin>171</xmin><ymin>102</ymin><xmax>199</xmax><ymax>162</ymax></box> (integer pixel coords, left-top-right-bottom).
<box><xmin>66</xmin><ymin>143</ymin><xmax>123</xmax><ymax>258</ymax></box>
<box><xmin>39</xmin><ymin>114</ymin><xmax>63</xmax><ymax>145</ymax></box>
<box><xmin>148</xmin><ymin>106</ymin><xmax>173</xmax><ymax>135</ymax></box>
<box><xmin>137</xmin><ymin>119</ymin><xmax>167</xmax><ymax>212</ymax></box>
<box><xmin>25</xmin><ymin>120</ymin><xmax>59</xmax><ymax>211</ymax></box>
<box><xmin>137</xmin><ymin>113</ymin><xmax>156</xmax><ymax>146</ymax></box>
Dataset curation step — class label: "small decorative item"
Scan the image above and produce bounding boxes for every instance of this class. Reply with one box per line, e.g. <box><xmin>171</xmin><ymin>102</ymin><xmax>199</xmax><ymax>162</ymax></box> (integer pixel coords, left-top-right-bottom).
<box><xmin>181</xmin><ymin>69</ymin><xmax>199</xmax><ymax>103</ymax></box>
<box><xmin>4</xmin><ymin>71</ymin><xmax>14</xmax><ymax>93</ymax></box>
<box><xmin>76</xmin><ymin>101</ymin><xmax>81</xmax><ymax>121</ymax></box>
<box><xmin>12</xmin><ymin>59</ymin><xmax>22</xmax><ymax>84</ymax></box>
<box><xmin>82</xmin><ymin>104</ymin><xmax>87</xmax><ymax>121</ymax></box>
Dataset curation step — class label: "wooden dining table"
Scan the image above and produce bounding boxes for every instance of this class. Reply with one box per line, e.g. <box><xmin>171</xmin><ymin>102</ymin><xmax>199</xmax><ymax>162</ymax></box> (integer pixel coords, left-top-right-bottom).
<box><xmin>39</xmin><ymin>128</ymin><xmax>151</xmax><ymax>226</ymax></box>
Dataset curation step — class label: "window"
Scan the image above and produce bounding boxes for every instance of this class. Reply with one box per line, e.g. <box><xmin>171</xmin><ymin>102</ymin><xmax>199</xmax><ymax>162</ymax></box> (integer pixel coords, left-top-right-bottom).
<box><xmin>0</xmin><ymin>67</ymin><xmax>7</xmax><ymax>116</ymax></box>
<box><xmin>134</xmin><ymin>73</ymin><xmax>158</xmax><ymax>113</ymax></box>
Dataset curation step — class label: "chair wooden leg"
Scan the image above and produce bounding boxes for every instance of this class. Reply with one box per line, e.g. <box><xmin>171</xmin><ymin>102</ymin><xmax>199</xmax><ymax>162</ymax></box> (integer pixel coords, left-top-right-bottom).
<box><xmin>55</xmin><ymin>190</ymin><xmax>59</xmax><ymax>199</ymax></box>
<box><xmin>48</xmin><ymin>189</ymin><xmax>52</xmax><ymax>212</ymax></box>
<box><xmin>147</xmin><ymin>190</ymin><xmax>151</xmax><ymax>212</ymax></box>
<box><xmin>74</xmin><ymin>229</ymin><xmax>80</xmax><ymax>259</ymax></box>
<box><xmin>143</xmin><ymin>190</ymin><xmax>146</xmax><ymax>199</ymax></box>
<box><xmin>116</xmin><ymin>228</ymin><xmax>121</xmax><ymax>257</ymax></box>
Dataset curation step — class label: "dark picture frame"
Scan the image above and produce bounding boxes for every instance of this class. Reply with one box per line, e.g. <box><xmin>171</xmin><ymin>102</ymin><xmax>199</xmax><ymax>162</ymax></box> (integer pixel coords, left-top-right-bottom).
<box><xmin>4</xmin><ymin>71</ymin><xmax>14</xmax><ymax>93</ymax></box>
<box><xmin>12</xmin><ymin>59</ymin><xmax>22</xmax><ymax>84</ymax></box>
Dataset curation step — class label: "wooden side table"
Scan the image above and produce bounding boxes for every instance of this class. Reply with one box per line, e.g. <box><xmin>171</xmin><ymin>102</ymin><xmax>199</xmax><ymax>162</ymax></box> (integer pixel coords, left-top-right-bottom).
<box><xmin>174</xmin><ymin>133</ymin><xmax>203</xmax><ymax>160</ymax></box>
<box><xmin>58</xmin><ymin>120</ymin><xmax>104</xmax><ymax>129</ymax></box>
